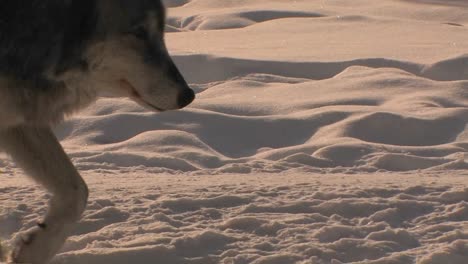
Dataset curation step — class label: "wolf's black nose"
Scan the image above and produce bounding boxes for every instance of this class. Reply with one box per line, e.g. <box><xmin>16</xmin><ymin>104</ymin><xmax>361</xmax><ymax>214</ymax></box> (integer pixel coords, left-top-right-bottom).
<box><xmin>178</xmin><ymin>89</ymin><xmax>195</xmax><ymax>108</ymax></box>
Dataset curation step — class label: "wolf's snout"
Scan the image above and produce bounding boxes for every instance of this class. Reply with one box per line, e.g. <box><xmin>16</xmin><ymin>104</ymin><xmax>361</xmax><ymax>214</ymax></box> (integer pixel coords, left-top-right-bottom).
<box><xmin>177</xmin><ymin>89</ymin><xmax>195</xmax><ymax>108</ymax></box>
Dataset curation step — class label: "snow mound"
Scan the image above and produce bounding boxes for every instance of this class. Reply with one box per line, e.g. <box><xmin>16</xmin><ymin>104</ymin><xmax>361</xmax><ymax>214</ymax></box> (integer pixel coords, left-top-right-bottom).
<box><xmin>52</xmin><ymin>54</ymin><xmax>468</xmax><ymax>174</ymax></box>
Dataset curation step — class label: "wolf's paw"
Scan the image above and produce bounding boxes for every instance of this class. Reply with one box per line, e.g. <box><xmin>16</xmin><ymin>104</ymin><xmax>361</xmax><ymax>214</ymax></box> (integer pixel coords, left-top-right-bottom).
<box><xmin>11</xmin><ymin>226</ymin><xmax>46</xmax><ymax>264</ymax></box>
<box><xmin>0</xmin><ymin>240</ymin><xmax>10</xmax><ymax>263</ymax></box>
<box><xmin>11</xmin><ymin>224</ymin><xmax>65</xmax><ymax>264</ymax></box>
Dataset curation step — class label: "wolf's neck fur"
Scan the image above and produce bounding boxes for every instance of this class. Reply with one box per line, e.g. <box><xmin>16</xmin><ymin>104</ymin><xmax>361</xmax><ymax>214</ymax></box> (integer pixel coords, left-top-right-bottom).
<box><xmin>44</xmin><ymin>72</ymin><xmax>97</xmax><ymax>124</ymax></box>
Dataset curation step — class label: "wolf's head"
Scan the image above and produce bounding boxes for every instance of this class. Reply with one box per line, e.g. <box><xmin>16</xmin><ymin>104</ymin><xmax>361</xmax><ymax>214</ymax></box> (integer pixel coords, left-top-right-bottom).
<box><xmin>66</xmin><ymin>0</ymin><xmax>194</xmax><ymax>111</ymax></box>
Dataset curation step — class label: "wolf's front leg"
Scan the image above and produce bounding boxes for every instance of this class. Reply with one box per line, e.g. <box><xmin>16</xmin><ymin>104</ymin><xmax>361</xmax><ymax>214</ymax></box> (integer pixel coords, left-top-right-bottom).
<box><xmin>0</xmin><ymin>125</ymin><xmax>88</xmax><ymax>264</ymax></box>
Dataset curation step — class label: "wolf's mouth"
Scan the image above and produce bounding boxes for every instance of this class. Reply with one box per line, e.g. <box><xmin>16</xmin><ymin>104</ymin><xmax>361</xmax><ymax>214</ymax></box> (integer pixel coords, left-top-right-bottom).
<box><xmin>119</xmin><ymin>79</ymin><xmax>165</xmax><ymax>112</ymax></box>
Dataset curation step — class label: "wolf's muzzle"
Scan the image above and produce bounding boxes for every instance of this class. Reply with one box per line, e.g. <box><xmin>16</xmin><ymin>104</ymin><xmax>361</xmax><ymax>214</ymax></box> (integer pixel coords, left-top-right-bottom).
<box><xmin>178</xmin><ymin>88</ymin><xmax>195</xmax><ymax>108</ymax></box>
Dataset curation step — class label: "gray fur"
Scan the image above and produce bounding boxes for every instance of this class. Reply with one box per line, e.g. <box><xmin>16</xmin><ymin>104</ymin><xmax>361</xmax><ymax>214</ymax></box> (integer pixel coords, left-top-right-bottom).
<box><xmin>0</xmin><ymin>1</ymin><xmax>194</xmax><ymax>263</ymax></box>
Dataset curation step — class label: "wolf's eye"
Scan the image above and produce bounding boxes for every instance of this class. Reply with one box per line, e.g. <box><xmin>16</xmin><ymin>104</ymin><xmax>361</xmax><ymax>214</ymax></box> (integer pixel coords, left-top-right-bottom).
<box><xmin>130</xmin><ymin>25</ymin><xmax>148</xmax><ymax>40</ymax></box>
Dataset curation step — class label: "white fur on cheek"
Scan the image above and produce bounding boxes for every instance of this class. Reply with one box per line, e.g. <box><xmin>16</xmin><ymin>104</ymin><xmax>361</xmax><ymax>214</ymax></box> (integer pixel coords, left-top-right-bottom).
<box><xmin>84</xmin><ymin>38</ymin><xmax>181</xmax><ymax>110</ymax></box>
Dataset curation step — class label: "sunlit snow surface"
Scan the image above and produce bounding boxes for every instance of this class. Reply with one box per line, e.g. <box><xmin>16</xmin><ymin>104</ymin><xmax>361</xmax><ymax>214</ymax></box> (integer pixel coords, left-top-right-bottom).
<box><xmin>1</xmin><ymin>0</ymin><xmax>467</xmax><ymax>263</ymax></box>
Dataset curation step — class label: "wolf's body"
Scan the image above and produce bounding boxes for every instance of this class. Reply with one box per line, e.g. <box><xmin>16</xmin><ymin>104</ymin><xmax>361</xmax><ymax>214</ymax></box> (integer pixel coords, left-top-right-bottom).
<box><xmin>0</xmin><ymin>1</ymin><xmax>194</xmax><ymax>263</ymax></box>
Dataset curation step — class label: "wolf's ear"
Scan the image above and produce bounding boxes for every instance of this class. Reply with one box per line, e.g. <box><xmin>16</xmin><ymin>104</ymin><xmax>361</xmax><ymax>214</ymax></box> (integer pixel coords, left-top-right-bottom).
<box><xmin>94</xmin><ymin>0</ymin><xmax>135</xmax><ymax>34</ymax></box>
<box><xmin>118</xmin><ymin>0</ymin><xmax>146</xmax><ymax>24</ymax></box>
<box><xmin>56</xmin><ymin>0</ymin><xmax>97</xmax><ymax>75</ymax></box>
<box><xmin>118</xmin><ymin>0</ymin><xmax>166</xmax><ymax>28</ymax></box>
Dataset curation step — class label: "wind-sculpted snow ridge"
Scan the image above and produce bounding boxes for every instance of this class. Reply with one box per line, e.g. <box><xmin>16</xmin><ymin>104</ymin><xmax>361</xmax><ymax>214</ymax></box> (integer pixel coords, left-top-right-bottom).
<box><xmin>52</xmin><ymin>54</ymin><xmax>468</xmax><ymax>174</ymax></box>
<box><xmin>0</xmin><ymin>173</ymin><xmax>465</xmax><ymax>264</ymax></box>
<box><xmin>166</xmin><ymin>10</ymin><xmax>324</xmax><ymax>31</ymax></box>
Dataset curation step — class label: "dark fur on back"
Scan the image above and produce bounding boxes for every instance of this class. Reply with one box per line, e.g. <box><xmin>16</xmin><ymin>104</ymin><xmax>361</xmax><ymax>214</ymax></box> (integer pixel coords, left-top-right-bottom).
<box><xmin>0</xmin><ymin>0</ymin><xmax>97</xmax><ymax>82</ymax></box>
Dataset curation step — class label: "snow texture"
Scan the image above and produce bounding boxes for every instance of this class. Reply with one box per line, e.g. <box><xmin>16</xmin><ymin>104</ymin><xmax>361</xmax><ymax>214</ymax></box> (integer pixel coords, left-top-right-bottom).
<box><xmin>1</xmin><ymin>0</ymin><xmax>467</xmax><ymax>263</ymax></box>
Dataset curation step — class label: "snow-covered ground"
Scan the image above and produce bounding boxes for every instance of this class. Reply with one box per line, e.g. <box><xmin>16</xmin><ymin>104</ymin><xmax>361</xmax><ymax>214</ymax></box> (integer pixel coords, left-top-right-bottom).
<box><xmin>1</xmin><ymin>0</ymin><xmax>468</xmax><ymax>263</ymax></box>
<box><xmin>1</xmin><ymin>172</ymin><xmax>466</xmax><ymax>264</ymax></box>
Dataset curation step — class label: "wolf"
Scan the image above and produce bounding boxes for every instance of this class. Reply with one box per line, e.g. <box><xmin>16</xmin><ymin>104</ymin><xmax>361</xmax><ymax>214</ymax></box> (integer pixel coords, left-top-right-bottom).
<box><xmin>0</xmin><ymin>0</ymin><xmax>195</xmax><ymax>263</ymax></box>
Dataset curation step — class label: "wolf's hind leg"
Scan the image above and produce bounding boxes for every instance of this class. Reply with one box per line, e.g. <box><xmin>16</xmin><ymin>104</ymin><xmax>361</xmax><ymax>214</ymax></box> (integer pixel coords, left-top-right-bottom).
<box><xmin>0</xmin><ymin>125</ymin><xmax>88</xmax><ymax>264</ymax></box>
